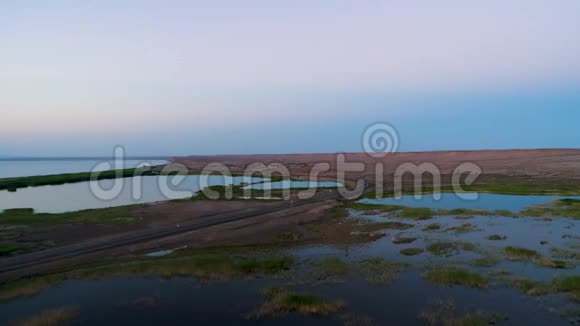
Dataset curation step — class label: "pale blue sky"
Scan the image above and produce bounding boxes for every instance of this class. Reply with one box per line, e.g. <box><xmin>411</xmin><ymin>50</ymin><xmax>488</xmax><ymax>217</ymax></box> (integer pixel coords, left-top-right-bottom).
<box><xmin>1</xmin><ymin>1</ymin><xmax>579</xmax><ymax>156</ymax></box>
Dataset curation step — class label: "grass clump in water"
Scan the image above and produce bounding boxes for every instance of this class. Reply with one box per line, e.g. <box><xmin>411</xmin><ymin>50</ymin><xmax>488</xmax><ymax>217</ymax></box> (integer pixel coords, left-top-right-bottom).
<box><xmin>400</xmin><ymin>248</ymin><xmax>424</xmax><ymax>256</ymax></box>
<box><xmin>236</xmin><ymin>256</ymin><xmax>295</xmax><ymax>275</ymax></box>
<box><xmin>551</xmin><ymin>247</ymin><xmax>580</xmax><ymax>260</ymax></box>
<box><xmin>249</xmin><ymin>286</ymin><xmax>345</xmax><ymax>318</ymax></box>
<box><xmin>535</xmin><ymin>258</ymin><xmax>571</xmax><ymax>269</ymax></box>
<box><xmin>554</xmin><ymin>276</ymin><xmax>580</xmax><ymax>301</ymax></box>
<box><xmin>473</xmin><ymin>256</ymin><xmax>501</xmax><ymax>268</ymax></box>
<box><xmin>392</xmin><ymin>237</ymin><xmax>417</xmax><ymax>244</ymax></box>
<box><xmin>311</xmin><ymin>257</ymin><xmax>351</xmax><ymax>281</ymax></box>
<box><xmin>487</xmin><ymin>234</ymin><xmax>507</xmax><ymax>241</ymax></box>
<box><xmin>510</xmin><ymin>278</ymin><xmax>551</xmax><ymax>296</ymax></box>
<box><xmin>358</xmin><ymin>257</ymin><xmax>407</xmax><ymax>285</ymax></box>
<box><xmin>424</xmin><ymin>267</ymin><xmax>488</xmax><ymax>288</ymax></box>
<box><xmin>418</xmin><ymin>300</ymin><xmax>502</xmax><ymax>326</ymax></box>
<box><xmin>13</xmin><ymin>305</ymin><xmax>80</xmax><ymax>326</ymax></box>
<box><xmin>399</xmin><ymin>207</ymin><xmax>433</xmax><ymax>220</ymax></box>
<box><xmin>426</xmin><ymin>242</ymin><xmax>459</xmax><ymax>257</ymax></box>
<box><xmin>446</xmin><ymin>223</ymin><xmax>479</xmax><ymax>233</ymax></box>
<box><xmin>521</xmin><ymin>199</ymin><xmax>580</xmax><ymax>219</ymax></box>
<box><xmin>504</xmin><ymin>246</ymin><xmax>539</xmax><ymax>261</ymax></box>
<box><xmin>422</xmin><ymin>223</ymin><xmax>441</xmax><ymax>231</ymax></box>
<box><xmin>456</xmin><ymin>241</ymin><xmax>478</xmax><ymax>252</ymax></box>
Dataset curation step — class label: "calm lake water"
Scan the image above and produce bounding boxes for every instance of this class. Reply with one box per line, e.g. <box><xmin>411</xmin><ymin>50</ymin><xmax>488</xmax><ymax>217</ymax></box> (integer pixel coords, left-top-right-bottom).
<box><xmin>0</xmin><ymin>270</ymin><xmax>572</xmax><ymax>325</ymax></box>
<box><xmin>358</xmin><ymin>193</ymin><xmax>580</xmax><ymax>212</ymax></box>
<box><xmin>0</xmin><ymin>175</ymin><xmax>262</xmax><ymax>214</ymax></box>
<box><xmin>0</xmin><ymin>159</ymin><xmax>169</xmax><ymax>179</ymax></box>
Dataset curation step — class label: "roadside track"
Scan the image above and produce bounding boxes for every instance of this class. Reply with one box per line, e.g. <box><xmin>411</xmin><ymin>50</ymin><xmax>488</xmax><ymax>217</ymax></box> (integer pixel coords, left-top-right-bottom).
<box><xmin>0</xmin><ymin>192</ymin><xmax>339</xmax><ymax>275</ymax></box>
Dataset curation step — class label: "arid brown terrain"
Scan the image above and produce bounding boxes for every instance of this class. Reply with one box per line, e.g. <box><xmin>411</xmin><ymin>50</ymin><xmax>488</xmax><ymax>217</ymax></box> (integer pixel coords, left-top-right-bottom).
<box><xmin>174</xmin><ymin>149</ymin><xmax>580</xmax><ymax>179</ymax></box>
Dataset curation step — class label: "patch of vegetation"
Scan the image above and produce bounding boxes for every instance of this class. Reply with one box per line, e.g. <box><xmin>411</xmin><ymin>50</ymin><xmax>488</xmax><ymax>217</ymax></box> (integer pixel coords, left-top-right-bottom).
<box><xmin>399</xmin><ymin>207</ymin><xmax>433</xmax><ymax>220</ymax></box>
<box><xmin>473</xmin><ymin>256</ymin><xmax>501</xmax><ymax>268</ymax></box>
<box><xmin>487</xmin><ymin>234</ymin><xmax>507</xmax><ymax>241</ymax></box>
<box><xmin>328</xmin><ymin>205</ymin><xmax>349</xmax><ymax>219</ymax></box>
<box><xmin>426</xmin><ymin>242</ymin><xmax>459</xmax><ymax>257</ymax></box>
<box><xmin>424</xmin><ymin>267</ymin><xmax>488</xmax><ymax>288</ymax></box>
<box><xmin>551</xmin><ymin>247</ymin><xmax>580</xmax><ymax>260</ymax></box>
<box><xmin>422</xmin><ymin>223</ymin><xmax>441</xmax><ymax>231</ymax></box>
<box><xmin>0</xmin><ymin>249</ymin><xmax>295</xmax><ymax>301</ymax></box>
<box><xmin>510</xmin><ymin>278</ymin><xmax>551</xmax><ymax>296</ymax></box>
<box><xmin>392</xmin><ymin>237</ymin><xmax>417</xmax><ymax>244</ymax></box>
<box><xmin>358</xmin><ymin>257</ymin><xmax>407</xmax><ymax>285</ymax></box>
<box><xmin>494</xmin><ymin>209</ymin><xmax>517</xmax><ymax>217</ymax></box>
<box><xmin>249</xmin><ymin>286</ymin><xmax>345</xmax><ymax>319</ymax></box>
<box><xmin>439</xmin><ymin>208</ymin><xmax>493</xmax><ymax>217</ymax></box>
<box><xmin>0</xmin><ymin>167</ymin><xmax>161</xmax><ymax>191</ymax></box>
<box><xmin>272</xmin><ymin>232</ymin><xmax>302</xmax><ymax>242</ymax></box>
<box><xmin>195</xmin><ymin>184</ymin><xmax>294</xmax><ymax>201</ymax></box>
<box><xmin>72</xmin><ymin>254</ymin><xmax>294</xmax><ymax>280</ymax></box>
<box><xmin>311</xmin><ymin>257</ymin><xmax>351</xmax><ymax>280</ymax></box>
<box><xmin>456</xmin><ymin>241</ymin><xmax>478</xmax><ymax>252</ymax></box>
<box><xmin>0</xmin><ymin>206</ymin><xmax>141</xmax><ymax>226</ymax></box>
<box><xmin>109</xmin><ymin>217</ymin><xmax>139</xmax><ymax>224</ymax></box>
<box><xmin>0</xmin><ymin>276</ymin><xmax>64</xmax><ymax>302</ymax></box>
<box><xmin>559</xmin><ymin>306</ymin><xmax>580</xmax><ymax>318</ymax></box>
<box><xmin>13</xmin><ymin>306</ymin><xmax>80</xmax><ymax>326</ymax></box>
<box><xmin>504</xmin><ymin>246</ymin><xmax>539</xmax><ymax>261</ymax></box>
<box><xmin>521</xmin><ymin>199</ymin><xmax>580</xmax><ymax>219</ymax></box>
<box><xmin>452</xmin><ymin>183</ymin><xmax>580</xmax><ymax>196</ymax></box>
<box><xmin>554</xmin><ymin>276</ymin><xmax>580</xmax><ymax>301</ymax></box>
<box><xmin>535</xmin><ymin>258</ymin><xmax>571</xmax><ymax>269</ymax></box>
<box><xmin>446</xmin><ymin>312</ymin><xmax>503</xmax><ymax>326</ymax></box>
<box><xmin>400</xmin><ymin>248</ymin><xmax>424</xmax><ymax>256</ymax></box>
<box><xmin>0</xmin><ymin>243</ymin><xmax>30</xmax><ymax>256</ymax></box>
<box><xmin>418</xmin><ymin>301</ymin><xmax>502</xmax><ymax>326</ymax></box>
<box><xmin>446</xmin><ymin>223</ymin><xmax>479</xmax><ymax>233</ymax></box>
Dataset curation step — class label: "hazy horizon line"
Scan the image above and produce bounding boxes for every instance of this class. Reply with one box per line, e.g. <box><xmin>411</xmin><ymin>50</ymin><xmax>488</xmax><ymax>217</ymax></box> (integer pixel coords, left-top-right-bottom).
<box><xmin>3</xmin><ymin>147</ymin><xmax>579</xmax><ymax>161</ymax></box>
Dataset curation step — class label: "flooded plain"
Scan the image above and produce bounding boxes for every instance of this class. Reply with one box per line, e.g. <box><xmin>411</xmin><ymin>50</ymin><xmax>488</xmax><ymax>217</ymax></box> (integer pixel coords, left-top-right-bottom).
<box><xmin>1</xmin><ymin>193</ymin><xmax>579</xmax><ymax>325</ymax></box>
